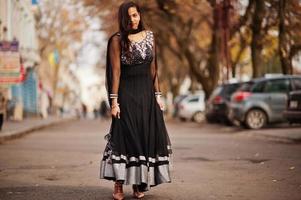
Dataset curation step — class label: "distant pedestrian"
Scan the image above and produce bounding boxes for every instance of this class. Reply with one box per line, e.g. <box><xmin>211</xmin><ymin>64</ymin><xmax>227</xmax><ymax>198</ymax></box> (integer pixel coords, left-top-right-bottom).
<box><xmin>99</xmin><ymin>100</ymin><xmax>109</xmax><ymax>119</ymax></box>
<box><xmin>81</xmin><ymin>103</ymin><xmax>87</xmax><ymax>119</ymax></box>
<box><xmin>93</xmin><ymin>108</ymin><xmax>99</xmax><ymax>119</ymax></box>
<box><xmin>0</xmin><ymin>94</ymin><xmax>6</xmax><ymax>131</ymax></box>
<box><xmin>40</xmin><ymin>90</ymin><xmax>49</xmax><ymax>119</ymax></box>
<box><xmin>99</xmin><ymin>2</ymin><xmax>172</xmax><ymax>199</ymax></box>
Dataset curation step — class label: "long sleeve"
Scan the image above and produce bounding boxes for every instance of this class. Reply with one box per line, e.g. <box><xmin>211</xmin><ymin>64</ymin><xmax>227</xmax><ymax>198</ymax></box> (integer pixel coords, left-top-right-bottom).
<box><xmin>109</xmin><ymin>35</ymin><xmax>121</xmax><ymax>96</ymax></box>
<box><xmin>150</xmin><ymin>35</ymin><xmax>161</xmax><ymax>93</ymax></box>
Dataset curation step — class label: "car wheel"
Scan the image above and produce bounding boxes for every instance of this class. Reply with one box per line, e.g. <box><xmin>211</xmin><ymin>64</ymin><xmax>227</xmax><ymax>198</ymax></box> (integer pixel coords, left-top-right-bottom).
<box><xmin>245</xmin><ymin>109</ymin><xmax>267</xmax><ymax>129</ymax></box>
<box><xmin>193</xmin><ymin>111</ymin><xmax>205</xmax><ymax>123</ymax></box>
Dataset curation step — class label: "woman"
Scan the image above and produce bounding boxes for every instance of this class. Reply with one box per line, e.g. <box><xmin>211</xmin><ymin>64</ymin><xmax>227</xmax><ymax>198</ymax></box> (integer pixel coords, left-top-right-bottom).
<box><xmin>100</xmin><ymin>1</ymin><xmax>172</xmax><ymax>199</ymax></box>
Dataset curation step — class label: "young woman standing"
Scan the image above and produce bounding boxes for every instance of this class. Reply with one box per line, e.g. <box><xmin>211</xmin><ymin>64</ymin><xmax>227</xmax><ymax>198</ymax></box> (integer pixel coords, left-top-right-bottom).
<box><xmin>100</xmin><ymin>1</ymin><xmax>172</xmax><ymax>199</ymax></box>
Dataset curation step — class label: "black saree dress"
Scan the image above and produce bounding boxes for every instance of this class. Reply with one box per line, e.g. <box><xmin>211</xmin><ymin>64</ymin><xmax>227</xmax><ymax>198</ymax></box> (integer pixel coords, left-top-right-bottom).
<box><xmin>100</xmin><ymin>30</ymin><xmax>172</xmax><ymax>191</ymax></box>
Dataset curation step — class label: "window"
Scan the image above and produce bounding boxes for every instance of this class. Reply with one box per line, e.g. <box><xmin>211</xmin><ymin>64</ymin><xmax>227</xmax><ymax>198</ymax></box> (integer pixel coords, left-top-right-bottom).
<box><xmin>292</xmin><ymin>78</ymin><xmax>301</xmax><ymax>91</ymax></box>
<box><xmin>251</xmin><ymin>81</ymin><xmax>265</xmax><ymax>93</ymax></box>
<box><xmin>188</xmin><ymin>97</ymin><xmax>199</xmax><ymax>103</ymax></box>
<box><xmin>209</xmin><ymin>86</ymin><xmax>222</xmax><ymax>101</ymax></box>
<box><xmin>239</xmin><ymin>81</ymin><xmax>254</xmax><ymax>92</ymax></box>
<box><xmin>223</xmin><ymin>83</ymin><xmax>241</xmax><ymax>95</ymax></box>
<box><xmin>264</xmin><ymin>79</ymin><xmax>290</xmax><ymax>93</ymax></box>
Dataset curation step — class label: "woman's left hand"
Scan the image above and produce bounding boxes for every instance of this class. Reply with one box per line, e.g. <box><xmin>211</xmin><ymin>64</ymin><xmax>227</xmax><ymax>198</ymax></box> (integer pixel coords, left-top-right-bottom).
<box><xmin>156</xmin><ymin>97</ymin><xmax>164</xmax><ymax>111</ymax></box>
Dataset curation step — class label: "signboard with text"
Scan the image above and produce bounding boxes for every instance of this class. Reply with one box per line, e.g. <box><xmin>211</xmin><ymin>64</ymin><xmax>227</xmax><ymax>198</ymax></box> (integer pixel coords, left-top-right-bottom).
<box><xmin>0</xmin><ymin>40</ymin><xmax>23</xmax><ymax>85</ymax></box>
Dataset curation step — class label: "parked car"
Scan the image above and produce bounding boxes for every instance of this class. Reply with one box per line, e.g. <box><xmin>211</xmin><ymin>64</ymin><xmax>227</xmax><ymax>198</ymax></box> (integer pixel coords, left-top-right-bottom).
<box><xmin>283</xmin><ymin>90</ymin><xmax>301</xmax><ymax>124</ymax></box>
<box><xmin>173</xmin><ymin>94</ymin><xmax>188</xmax><ymax>117</ymax></box>
<box><xmin>229</xmin><ymin>75</ymin><xmax>301</xmax><ymax>129</ymax></box>
<box><xmin>178</xmin><ymin>91</ymin><xmax>205</xmax><ymax>123</ymax></box>
<box><xmin>205</xmin><ymin>82</ymin><xmax>243</xmax><ymax>124</ymax></box>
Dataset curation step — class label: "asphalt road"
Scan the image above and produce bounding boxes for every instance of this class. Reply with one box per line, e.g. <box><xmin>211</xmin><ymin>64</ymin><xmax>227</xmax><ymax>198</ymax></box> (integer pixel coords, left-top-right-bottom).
<box><xmin>0</xmin><ymin>119</ymin><xmax>300</xmax><ymax>200</ymax></box>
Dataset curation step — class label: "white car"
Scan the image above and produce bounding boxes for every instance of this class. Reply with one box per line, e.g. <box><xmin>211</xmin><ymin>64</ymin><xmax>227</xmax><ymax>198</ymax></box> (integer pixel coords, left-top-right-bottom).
<box><xmin>177</xmin><ymin>92</ymin><xmax>206</xmax><ymax>123</ymax></box>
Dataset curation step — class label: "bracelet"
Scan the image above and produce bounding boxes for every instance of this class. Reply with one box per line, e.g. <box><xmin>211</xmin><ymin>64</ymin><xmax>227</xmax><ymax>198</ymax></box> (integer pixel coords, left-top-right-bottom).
<box><xmin>109</xmin><ymin>93</ymin><xmax>118</xmax><ymax>99</ymax></box>
<box><xmin>155</xmin><ymin>91</ymin><xmax>162</xmax><ymax>97</ymax></box>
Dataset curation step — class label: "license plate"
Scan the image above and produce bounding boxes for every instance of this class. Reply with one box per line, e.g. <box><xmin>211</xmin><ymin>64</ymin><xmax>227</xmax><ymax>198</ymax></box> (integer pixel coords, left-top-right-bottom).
<box><xmin>290</xmin><ymin>101</ymin><xmax>298</xmax><ymax>108</ymax></box>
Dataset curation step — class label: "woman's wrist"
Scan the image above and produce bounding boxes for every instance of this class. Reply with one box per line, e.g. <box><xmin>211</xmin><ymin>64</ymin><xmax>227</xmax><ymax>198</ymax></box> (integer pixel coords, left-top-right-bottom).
<box><xmin>109</xmin><ymin>93</ymin><xmax>118</xmax><ymax>99</ymax></box>
<box><xmin>155</xmin><ymin>91</ymin><xmax>162</xmax><ymax>99</ymax></box>
<box><xmin>111</xmin><ymin>103</ymin><xmax>119</xmax><ymax>109</ymax></box>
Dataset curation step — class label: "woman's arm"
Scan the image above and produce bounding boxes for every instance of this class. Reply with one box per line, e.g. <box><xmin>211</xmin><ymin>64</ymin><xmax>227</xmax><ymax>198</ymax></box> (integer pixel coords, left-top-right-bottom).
<box><xmin>150</xmin><ymin>33</ymin><xmax>164</xmax><ymax>110</ymax></box>
<box><xmin>150</xmin><ymin>34</ymin><xmax>161</xmax><ymax>93</ymax></box>
<box><xmin>109</xmin><ymin>35</ymin><xmax>121</xmax><ymax>117</ymax></box>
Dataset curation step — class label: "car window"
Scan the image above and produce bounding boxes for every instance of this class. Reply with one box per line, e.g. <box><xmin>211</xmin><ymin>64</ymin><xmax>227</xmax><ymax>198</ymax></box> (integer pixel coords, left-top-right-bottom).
<box><xmin>263</xmin><ymin>79</ymin><xmax>290</xmax><ymax>93</ymax></box>
<box><xmin>238</xmin><ymin>82</ymin><xmax>254</xmax><ymax>92</ymax></box>
<box><xmin>292</xmin><ymin>78</ymin><xmax>301</xmax><ymax>91</ymax></box>
<box><xmin>223</xmin><ymin>84</ymin><xmax>241</xmax><ymax>95</ymax></box>
<box><xmin>208</xmin><ymin>86</ymin><xmax>222</xmax><ymax>101</ymax></box>
<box><xmin>188</xmin><ymin>97</ymin><xmax>199</xmax><ymax>103</ymax></box>
<box><xmin>175</xmin><ymin>95</ymin><xmax>188</xmax><ymax>104</ymax></box>
<box><xmin>211</xmin><ymin>86</ymin><xmax>222</xmax><ymax>97</ymax></box>
<box><xmin>251</xmin><ymin>81</ymin><xmax>265</xmax><ymax>93</ymax></box>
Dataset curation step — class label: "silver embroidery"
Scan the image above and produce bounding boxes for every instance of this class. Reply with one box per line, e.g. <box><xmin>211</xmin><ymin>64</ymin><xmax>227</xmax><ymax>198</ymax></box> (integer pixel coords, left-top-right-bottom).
<box><xmin>121</xmin><ymin>31</ymin><xmax>154</xmax><ymax>65</ymax></box>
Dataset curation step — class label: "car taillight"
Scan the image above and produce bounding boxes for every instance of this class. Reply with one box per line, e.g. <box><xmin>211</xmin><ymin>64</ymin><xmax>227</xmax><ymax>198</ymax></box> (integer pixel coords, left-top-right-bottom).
<box><xmin>213</xmin><ymin>95</ymin><xmax>223</xmax><ymax>104</ymax></box>
<box><xmin>232</xmin><ymin>91</ymin><xmax>251</xmax><ymax>102</ymax></box>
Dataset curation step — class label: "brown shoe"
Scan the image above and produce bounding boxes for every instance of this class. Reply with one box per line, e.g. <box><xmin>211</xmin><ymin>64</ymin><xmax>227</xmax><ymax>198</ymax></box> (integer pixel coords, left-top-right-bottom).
<box><xmin>113</xmin><ymin>181</ymin><xmax>124</xmax><ymax>200</ymax></box>
<box><xmin>132</xmin><ymin>185</ymin><xmax>145</xmax><ymax>199</ymax></box>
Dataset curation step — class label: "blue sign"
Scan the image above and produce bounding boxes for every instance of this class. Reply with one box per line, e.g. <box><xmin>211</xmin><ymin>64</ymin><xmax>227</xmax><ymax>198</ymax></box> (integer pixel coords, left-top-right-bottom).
<box><xmin>32</xmin><ymin>0</ymin><xmax>39</xmax><ymax>5</ymax></box>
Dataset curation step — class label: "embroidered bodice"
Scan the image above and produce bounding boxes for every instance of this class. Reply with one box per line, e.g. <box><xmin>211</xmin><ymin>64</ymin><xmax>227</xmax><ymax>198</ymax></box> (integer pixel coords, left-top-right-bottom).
<box><xmin>107</xmin><ymin>30</ymin><xmax>160</xmax><ymax>97</ymax></box>
<box><xmin>121</xmin><ymin>30</ymin><xmax>154</xmax><ymax>65</ymax></box>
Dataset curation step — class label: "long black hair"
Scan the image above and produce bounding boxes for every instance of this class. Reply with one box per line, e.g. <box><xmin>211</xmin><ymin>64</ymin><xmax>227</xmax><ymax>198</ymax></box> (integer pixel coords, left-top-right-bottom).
<box><xmin>106</xmin><ymin>1</ymin><xmax>145</xmax><ymax>105</ymax></box>
<box><xmin>118</xmin><ymin>1</ymin><xmax>145</xmax><ymax>55</ymax></box>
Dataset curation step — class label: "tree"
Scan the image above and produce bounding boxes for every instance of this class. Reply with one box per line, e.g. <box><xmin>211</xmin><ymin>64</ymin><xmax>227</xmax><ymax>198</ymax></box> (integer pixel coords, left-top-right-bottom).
<box><xmin>250</xmin><ymin>0</ymin><xmax>265</xmax><ymax>78</ymax></box>
<box><xmin>278</xmin><ymin>0</ymin><xmax>301</xmax><ymax>74</ymax></box>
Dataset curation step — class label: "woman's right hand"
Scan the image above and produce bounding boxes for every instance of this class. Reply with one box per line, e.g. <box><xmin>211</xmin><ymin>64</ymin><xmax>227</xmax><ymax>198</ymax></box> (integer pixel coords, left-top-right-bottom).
<box><xmin>111</xmin><ymin>103</ymin><xmax>120</xmax><ymax>119</ymax></box>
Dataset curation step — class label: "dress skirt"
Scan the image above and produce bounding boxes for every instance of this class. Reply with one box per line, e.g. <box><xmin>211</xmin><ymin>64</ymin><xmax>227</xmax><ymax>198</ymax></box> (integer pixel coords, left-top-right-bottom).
<box><xmin>99</xmin><ymin>62</ymin><xmax>172</xmax><ymax>191</ymax></box>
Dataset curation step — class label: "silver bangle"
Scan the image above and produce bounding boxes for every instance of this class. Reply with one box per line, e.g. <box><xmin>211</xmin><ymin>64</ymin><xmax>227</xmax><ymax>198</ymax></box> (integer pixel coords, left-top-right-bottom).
<box><xmin>155</xmin><ymin>94</ymin><xmax>162</xmax><ymax>98</ymax></box>
<box><xmin>109</xmin><ymin>93</ymin><xmax>118</xmax><ymax>99</ymax></box>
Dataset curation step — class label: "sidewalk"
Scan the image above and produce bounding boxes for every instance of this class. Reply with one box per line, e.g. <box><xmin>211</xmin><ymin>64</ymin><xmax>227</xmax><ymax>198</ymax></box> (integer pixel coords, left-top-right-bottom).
<box><xmin>0</xmin><ymin>116</ymin><xmax>76</xmax><ymax>143</ymax></box>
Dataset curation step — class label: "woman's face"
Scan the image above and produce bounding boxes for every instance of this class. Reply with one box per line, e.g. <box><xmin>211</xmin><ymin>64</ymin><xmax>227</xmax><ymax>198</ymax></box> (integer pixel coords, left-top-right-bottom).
<box><xmin>128</xmin><ymin>7</ymin><xmax>140</xmax><ymax>30</ymax></box>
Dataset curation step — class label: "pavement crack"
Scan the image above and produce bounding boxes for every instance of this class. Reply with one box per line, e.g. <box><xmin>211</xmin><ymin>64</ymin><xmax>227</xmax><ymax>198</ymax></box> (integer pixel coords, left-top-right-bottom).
<box><xmin>182</xmin><ymin>157</ymin><xmax>215</xmax><ymax>162</ymax></box>
<box><xmin>181</xmin><ymin>157</ymin><xmax>271</xmax><ymax>164</ymax></box>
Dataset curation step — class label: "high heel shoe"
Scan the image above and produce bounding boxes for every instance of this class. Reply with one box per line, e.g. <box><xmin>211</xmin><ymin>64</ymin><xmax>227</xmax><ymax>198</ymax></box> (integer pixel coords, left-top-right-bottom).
<box><xmin>132</xmin><ymin>185</ymin><xmax>145</xmax><ymax>199</ymax></box>
<box><xmin>113</xmin><ymin>181</ymin><xmax>124</xmax><ymax>200</ymax></box>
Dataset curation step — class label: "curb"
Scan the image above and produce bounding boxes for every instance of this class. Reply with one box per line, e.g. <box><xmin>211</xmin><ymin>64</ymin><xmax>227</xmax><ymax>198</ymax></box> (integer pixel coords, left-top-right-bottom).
<box><xmin>0</xmin><ymin>117</ymin><xmax>77</xmax><ymax>144</ymax></box>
